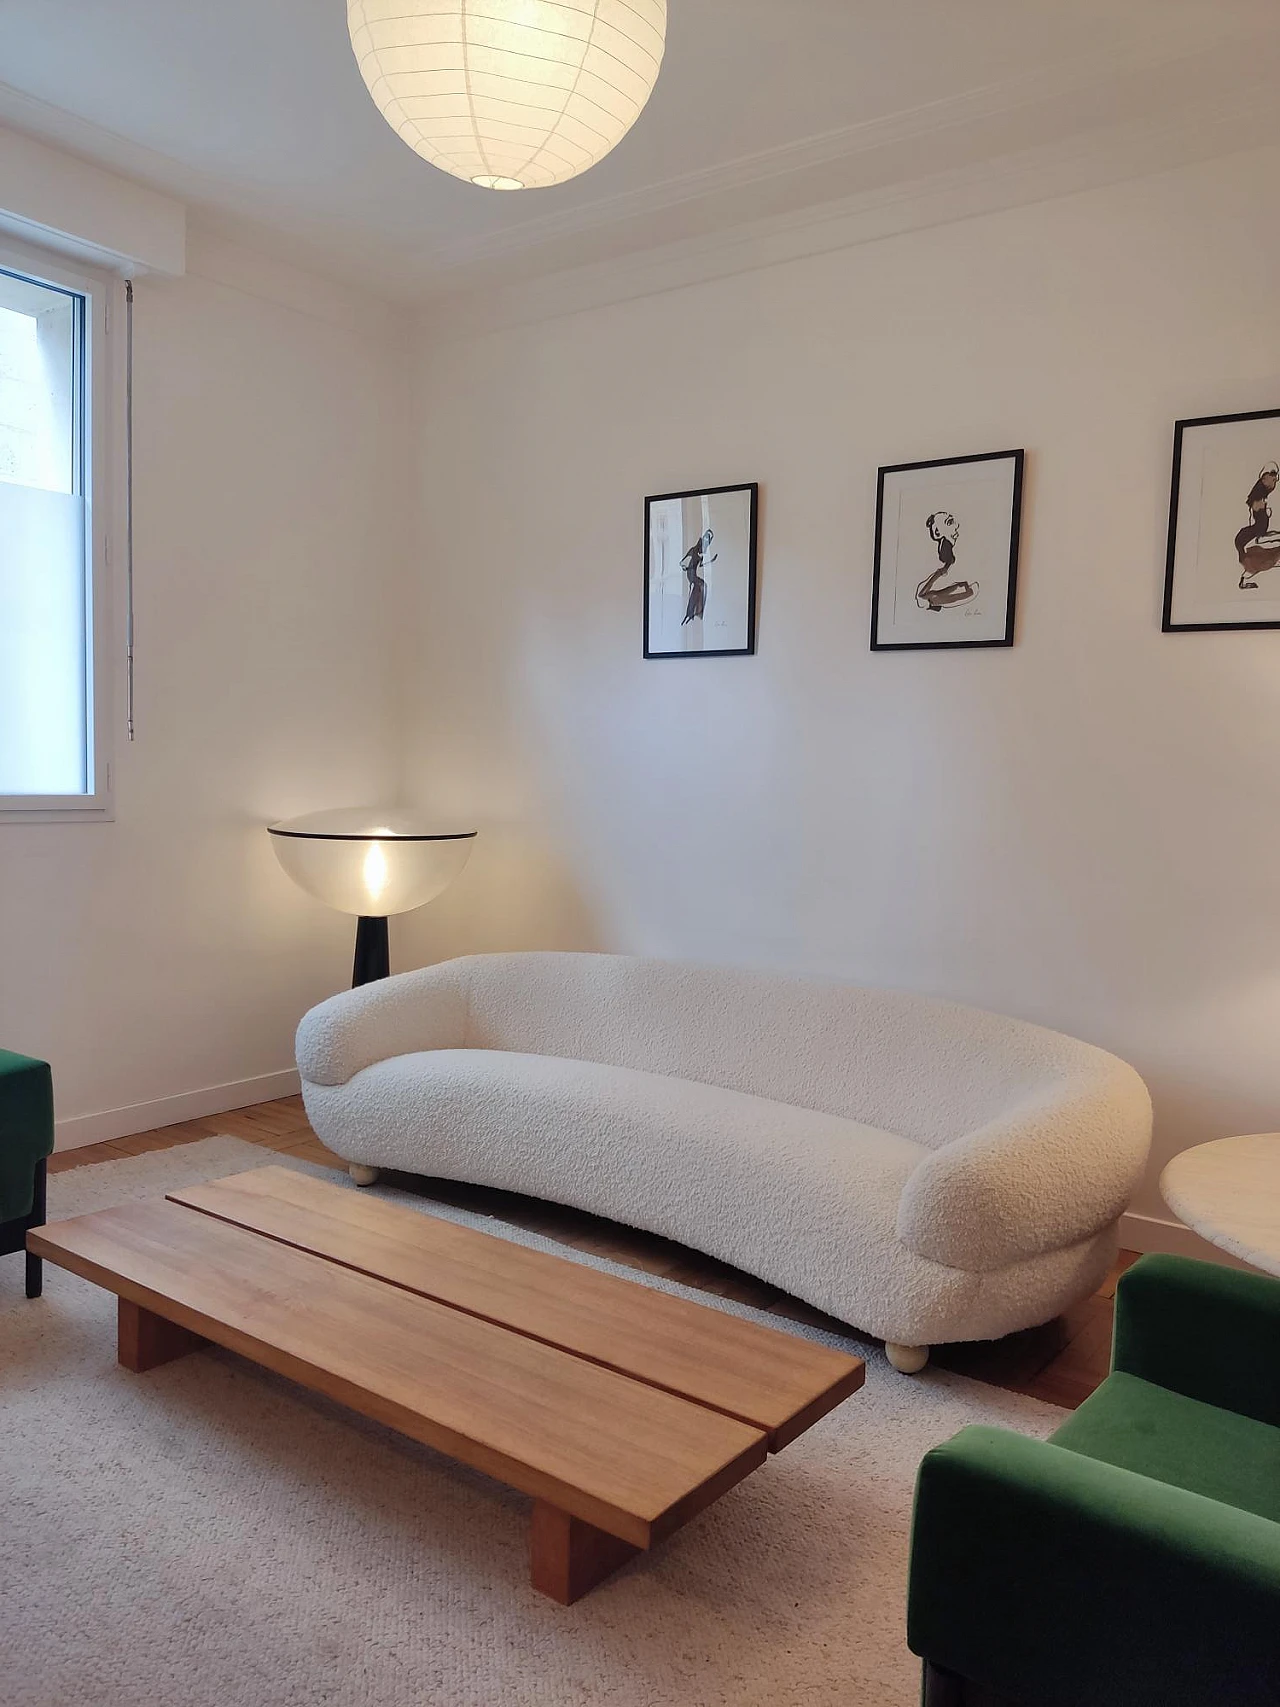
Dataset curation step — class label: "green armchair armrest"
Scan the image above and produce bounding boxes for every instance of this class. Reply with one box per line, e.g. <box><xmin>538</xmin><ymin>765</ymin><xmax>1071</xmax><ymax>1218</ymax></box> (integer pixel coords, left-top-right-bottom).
<box><xmin>0</xmin><ymin>1048</ymin><xmax>54</xmax><ymax>1223</ymax></box>
<box><xmin>908</xmin><ymin>1425</ymin><xmax>1280</xmax><ymax>1707</ymax></box>
<box><xmin>1113</xmin><ymin>1253</ymin><xmax>1280</xmax><ymax>1425</ymax></box>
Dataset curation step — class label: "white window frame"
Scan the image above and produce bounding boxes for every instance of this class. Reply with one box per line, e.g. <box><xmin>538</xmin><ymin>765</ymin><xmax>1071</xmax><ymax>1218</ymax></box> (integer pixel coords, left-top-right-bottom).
<box><xmin>0</xmin><ymin>233</ymin><xmax>117</xmax><ymax>823</ymax></box>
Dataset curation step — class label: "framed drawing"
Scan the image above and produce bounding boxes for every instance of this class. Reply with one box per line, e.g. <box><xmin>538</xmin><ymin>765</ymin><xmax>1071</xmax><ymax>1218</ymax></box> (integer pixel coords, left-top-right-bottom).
<box><xmin>870</xmin><ymin>449</ymin><xmax>1024</xmax><ymax>651</ymax></box>
<box><xmin>644</xmin><ymin>482</ymin><xmax>758</xmax><ymax>658</ymax></box>
<box><xmin>1163</xmin><ymin>407</ymin><xmax>1280</xmax><ymax>631</ymax></box>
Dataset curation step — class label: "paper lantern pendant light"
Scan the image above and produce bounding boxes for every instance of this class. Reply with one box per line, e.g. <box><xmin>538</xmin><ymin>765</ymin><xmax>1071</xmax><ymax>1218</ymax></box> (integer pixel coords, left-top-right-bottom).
<box><xmin>347</xmin><ymin>1</ymin><xmax>667</xmax><ymax>191</ymax></box>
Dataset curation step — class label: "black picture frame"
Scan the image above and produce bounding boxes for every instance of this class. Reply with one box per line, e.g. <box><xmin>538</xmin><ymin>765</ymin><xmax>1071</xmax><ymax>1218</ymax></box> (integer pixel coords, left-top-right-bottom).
<box><xmin>643</xmin><ymin>482</ymin><xmax>759</xmax><ymax>659</ymax></box>
<box><xmin>1163</xmin><ymin>406</ymin><xmax>1280</xmax><ymax>632</ymax></box>
<box><xmin>870</xmin><ymin>449</ymin><xmax>1024</xmax><ymax>651</ymax></box>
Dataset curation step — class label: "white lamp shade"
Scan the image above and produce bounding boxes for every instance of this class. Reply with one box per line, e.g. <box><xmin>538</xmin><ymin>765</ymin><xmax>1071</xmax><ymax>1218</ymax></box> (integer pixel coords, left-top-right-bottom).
<box><xmin>268</xmin><ymin>807</ymin><xmax>475</xmax><ymax>918</ymax></box>
<box><xmin>346</xmin><ymin>0</ymin><xmax>666</xmax><ymax>191</ymax></box>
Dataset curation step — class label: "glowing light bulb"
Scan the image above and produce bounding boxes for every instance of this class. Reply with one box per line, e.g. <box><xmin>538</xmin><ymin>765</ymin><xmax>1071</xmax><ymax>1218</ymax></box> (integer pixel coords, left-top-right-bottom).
<box><xmin>362</xmin><ymin>840</ymin><xmax>389</xmax><ymax>906</ymax></box>
<box><xmin>268</xmin><ymin>808</ymin><xmax>476</xmax><ymax>919</ymax></box>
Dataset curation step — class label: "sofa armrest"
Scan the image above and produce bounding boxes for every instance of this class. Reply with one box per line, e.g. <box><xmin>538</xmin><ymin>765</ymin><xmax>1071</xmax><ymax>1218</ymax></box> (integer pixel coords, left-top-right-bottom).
<box><xmin>896</xmin><ymin>1063</ymin><xmax>1151</xmax><ymax>1271</ymax></box>
<box><xmin>909</xmin><ymin>1425</ymin><xmax>1280</xmax><ymax>1707</ymax></box>
<box><xmin>1113</xmin><ymin>1253</ymin><xmax>1280</xmax><ymax>1425</ymax></box>
<box><xmin>295</xmin><ymin>963</ymin><xmax>468</xmax><ymax>1088</ymax></box>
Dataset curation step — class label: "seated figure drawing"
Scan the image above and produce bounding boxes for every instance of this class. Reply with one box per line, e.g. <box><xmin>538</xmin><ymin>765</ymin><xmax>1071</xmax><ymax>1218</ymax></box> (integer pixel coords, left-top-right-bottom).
<box><xmin>1235</xmin><ymin>461</ymin><xmax>1280</xmax><ymax>589</ymax></box>
<box><xmin>916</xmin><ymin>511</ymin><xmax>977</xmax><ymax>611</ymax></box>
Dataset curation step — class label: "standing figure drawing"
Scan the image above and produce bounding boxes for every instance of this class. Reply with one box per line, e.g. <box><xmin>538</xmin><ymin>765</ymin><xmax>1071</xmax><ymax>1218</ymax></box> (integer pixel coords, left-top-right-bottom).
<box><xmin>681</xmin><ymin>528</ymin><xmax>716</xmax><ymax>625</ymax></box>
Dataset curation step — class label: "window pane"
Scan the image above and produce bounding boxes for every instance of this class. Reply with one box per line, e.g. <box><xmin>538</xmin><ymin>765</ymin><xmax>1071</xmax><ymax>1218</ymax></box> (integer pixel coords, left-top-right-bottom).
<box><xmin>0</xmin><ymin>266</ymin><xmax>90</xmax><ymax>798</ymax></box>
<box><xmin>0</xmin><ymin>275</ymin><xmax>77</xmax><ymax>495</ymax></box>
<box><xmin>0</xmin><ymin>483</ymin><xmax>87</xmax><ymax>793</ymax></box>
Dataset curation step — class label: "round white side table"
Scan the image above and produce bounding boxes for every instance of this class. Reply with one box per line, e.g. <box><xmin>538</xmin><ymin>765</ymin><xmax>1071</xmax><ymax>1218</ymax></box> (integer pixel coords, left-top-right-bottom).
<box><xmin>1160</xmin><ymin>1134</ymin><xmax>1280</xmax><ymax>1277</ymax></box>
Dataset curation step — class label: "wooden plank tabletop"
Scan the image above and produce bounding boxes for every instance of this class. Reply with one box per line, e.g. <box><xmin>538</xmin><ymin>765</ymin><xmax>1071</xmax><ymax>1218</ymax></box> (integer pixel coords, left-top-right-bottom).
<box><xmin>30</xmin><ymin>1199</ymin><xmax>767</xmax><ymax>1547</ymax></box>
<box><xmin>168</xmin><ymin>1167</ymin><xmax>864</xmax><ymax>1447</ymax></box>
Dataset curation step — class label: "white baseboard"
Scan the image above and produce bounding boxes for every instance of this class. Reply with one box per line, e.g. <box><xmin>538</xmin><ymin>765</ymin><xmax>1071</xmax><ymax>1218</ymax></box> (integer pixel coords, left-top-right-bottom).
<box><xmin>1119</xmin><ymin>1209</ymin><xmax>1252</xmax><ymax>1272</ymax></box>
<box><xmin>54</xmin><ymin>1069</ymin><xmax>302</xmax><ymax>1151</ymax></box>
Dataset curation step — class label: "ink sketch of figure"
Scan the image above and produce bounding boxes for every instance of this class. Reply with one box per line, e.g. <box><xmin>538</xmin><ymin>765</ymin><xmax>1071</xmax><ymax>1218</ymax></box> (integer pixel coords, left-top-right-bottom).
<box><xmin>1235</xmin><ymin>461</ymin><xmax>1280</xmax><ymax>589</ymax></box>
<box><xmin>915</xmin><ymin>511</ymin><xmax>978</xmax><ymax>611</ymax></box>
<box><xmin>680</xmin><ymin>527</ymin><xmax>716</xmax><ymax>626</ymax></box>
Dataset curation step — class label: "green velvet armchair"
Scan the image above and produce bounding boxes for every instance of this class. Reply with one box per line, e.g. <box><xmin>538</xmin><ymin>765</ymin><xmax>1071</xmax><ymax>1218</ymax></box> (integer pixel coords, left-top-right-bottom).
<box><xmin>0</xmin><ymin>1049</ymin><xmax>54</xmax><ymax>1298</ymax></box>
<box><xmin>909</xmin><ymin>1253</ymin><xmax>1280</xmax><ymax>1707</ymax></box>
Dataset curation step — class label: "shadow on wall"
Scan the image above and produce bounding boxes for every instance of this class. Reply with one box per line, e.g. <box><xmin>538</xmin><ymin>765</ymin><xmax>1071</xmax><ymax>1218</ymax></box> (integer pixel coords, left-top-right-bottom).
<box><xmin>397</xmin><ymin>822</ymin><xmax>606</xmax><ymax>971</ymax></box>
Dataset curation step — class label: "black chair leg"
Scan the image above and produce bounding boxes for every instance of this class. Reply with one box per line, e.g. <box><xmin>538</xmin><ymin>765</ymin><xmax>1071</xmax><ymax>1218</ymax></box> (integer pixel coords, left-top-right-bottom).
<box><xmin>923</xmin><ymin>1662</ymin><xmax>968</xmax><ymax>1707</ymax></box>
<box><xmin>921</xmin><ymin>1661</ymin><xmax>1023</xmax><ymax>1707</ymax></box>
<box><xmin>24</xmin><ymin>1157</ymin><xmax>46</xmax><ymax>1299</ymax></box>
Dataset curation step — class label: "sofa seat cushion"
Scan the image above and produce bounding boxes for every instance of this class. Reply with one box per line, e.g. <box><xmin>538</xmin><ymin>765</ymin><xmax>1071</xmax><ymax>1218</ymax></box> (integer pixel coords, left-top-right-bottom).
<box><xmin>320</xmin><ymin>1047</ymin><xmax>974</xmax><ymax>1330</ymax></box>
<box><xmin>1051</xmin><ymin>1371</ymin><xmax>1280</xmax><ymax>1524</ymax></box>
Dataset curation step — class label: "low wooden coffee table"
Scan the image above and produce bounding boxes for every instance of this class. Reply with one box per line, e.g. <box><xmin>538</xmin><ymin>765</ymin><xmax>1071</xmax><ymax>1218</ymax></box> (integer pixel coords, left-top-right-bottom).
<box><xmin>29</xmin><ymin>1166</ymin><xmax>863</xmax><ymax>1602</ymax></box>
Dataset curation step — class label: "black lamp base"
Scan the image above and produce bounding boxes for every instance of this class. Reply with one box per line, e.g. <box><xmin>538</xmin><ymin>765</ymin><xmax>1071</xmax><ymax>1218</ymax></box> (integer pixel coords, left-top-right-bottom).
<box><xmin>352</xmin><ymin>915</ymin><xmax>390</xmax><ymax>986</ymax></box>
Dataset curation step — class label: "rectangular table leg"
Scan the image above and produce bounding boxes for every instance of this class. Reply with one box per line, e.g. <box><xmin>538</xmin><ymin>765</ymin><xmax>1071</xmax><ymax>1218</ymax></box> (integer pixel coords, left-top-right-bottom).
<box><xmin>118</xmin><ymin>1298</ymin><xmax>206</xmax><ymax>1373</ymax></box>
<box><xmin>529</xmin><ymin>1500</ymin><xmax>642</xmax><ymax>1604</ymax></box>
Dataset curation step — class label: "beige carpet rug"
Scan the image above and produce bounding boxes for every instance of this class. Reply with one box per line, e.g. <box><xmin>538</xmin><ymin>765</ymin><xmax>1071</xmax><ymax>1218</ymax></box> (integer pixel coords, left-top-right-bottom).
<box><xmin>0</xmin><ymin>1138</ymin><xmax>1064</xmax><ymax>1707</ymax></box>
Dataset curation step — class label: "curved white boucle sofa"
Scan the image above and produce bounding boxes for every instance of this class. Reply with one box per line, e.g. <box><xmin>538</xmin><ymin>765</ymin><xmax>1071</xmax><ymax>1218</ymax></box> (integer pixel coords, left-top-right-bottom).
<box><xmin>297</xmin><ymin>953</ymin><xmax>1152</xmax><ymax>1370</ymax></box>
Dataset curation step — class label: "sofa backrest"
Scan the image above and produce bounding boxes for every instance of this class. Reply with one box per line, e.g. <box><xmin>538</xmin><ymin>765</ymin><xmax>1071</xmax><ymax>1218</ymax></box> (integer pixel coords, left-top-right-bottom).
<box><xmin>447</xmin><ymin>952</ymin><xmax>1120</xmax><ymax>1148</ymax></box>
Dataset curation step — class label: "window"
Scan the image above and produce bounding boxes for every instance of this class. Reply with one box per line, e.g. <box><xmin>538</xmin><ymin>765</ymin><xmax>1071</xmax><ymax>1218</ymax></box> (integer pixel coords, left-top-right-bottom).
<box><xmin>0</xmin><ymin>244</ymin><xmax>111</xmax><ymax>817</ymax></box>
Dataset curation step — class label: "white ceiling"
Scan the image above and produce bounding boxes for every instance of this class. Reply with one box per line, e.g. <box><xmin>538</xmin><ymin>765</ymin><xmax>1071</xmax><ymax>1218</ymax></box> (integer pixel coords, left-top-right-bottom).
<box><xmin>0</xmin><ymin>0</ymin><xmax>1275</xmax><ymax>302</ymax></box>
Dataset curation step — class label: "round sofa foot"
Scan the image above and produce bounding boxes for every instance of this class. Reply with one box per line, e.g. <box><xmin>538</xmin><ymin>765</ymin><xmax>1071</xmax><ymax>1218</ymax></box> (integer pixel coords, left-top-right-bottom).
<box><xmin>886</xmin><ymin>1342</ymin><xmax>929</xmax><ymax>1374</ymax></box>
<box><xmin>348</xmin><ymin>1164</ymin><xmax>381</xmax><ymax>1188</ymax></box>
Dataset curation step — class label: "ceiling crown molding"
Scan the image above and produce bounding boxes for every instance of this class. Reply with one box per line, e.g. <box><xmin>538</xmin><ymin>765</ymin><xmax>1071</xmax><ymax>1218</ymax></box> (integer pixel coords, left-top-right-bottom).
<box><xmin>418</xmin><ymin>31</ymin><xmax>1272</xmax><ymax>280</ymax></box>
<box><xmin>421</xmin><ymin>96</ymin><xmax>1279</xmax><ymax>341</ymax></box>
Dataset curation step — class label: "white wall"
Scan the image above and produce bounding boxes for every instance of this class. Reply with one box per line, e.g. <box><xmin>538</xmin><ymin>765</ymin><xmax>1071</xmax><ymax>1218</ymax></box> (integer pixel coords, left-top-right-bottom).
<box><xmin>6</xmin><ymin>137</ymin><xmax>1276</xmax><ymax>1219</ymax></box>
<box><xmin>0</xmin><ymin>232</ymin><xmax>410</xmax><ymax>1142</ymax></box>
<box><xmin>404</xmin><ymin>144</ymin><xmax>1280</xmax><ymax>1223</ymax></box>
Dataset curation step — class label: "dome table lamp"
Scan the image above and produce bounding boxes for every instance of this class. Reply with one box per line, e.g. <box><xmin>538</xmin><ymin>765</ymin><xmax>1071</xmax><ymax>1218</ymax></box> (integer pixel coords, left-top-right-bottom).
<box><xmin>268</xmin><ymin>808</ymin><xmax>476</xmax><ymax>987</ymax></box>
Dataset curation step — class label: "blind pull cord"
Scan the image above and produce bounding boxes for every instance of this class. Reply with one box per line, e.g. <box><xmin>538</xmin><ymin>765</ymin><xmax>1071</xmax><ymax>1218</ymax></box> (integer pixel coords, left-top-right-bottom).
<box><xmin>124</xmin><ymin>277</ymin><xmax>135</xmax><ymax>743</ymax></box>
